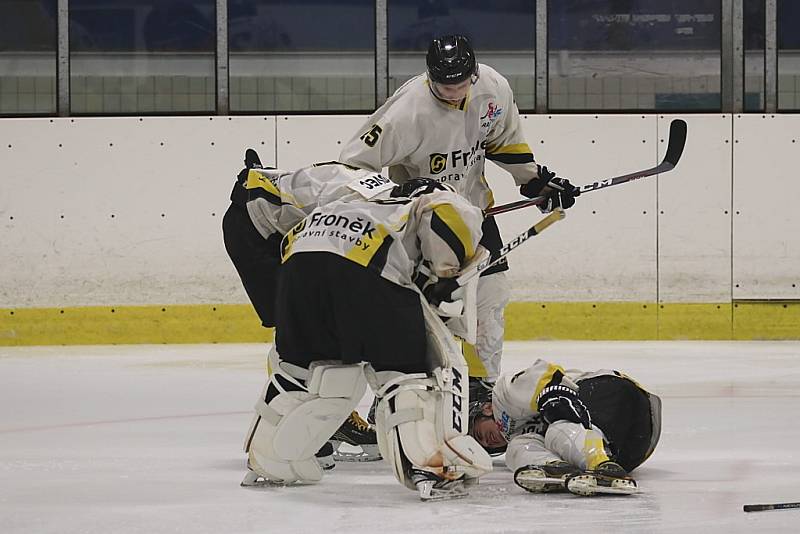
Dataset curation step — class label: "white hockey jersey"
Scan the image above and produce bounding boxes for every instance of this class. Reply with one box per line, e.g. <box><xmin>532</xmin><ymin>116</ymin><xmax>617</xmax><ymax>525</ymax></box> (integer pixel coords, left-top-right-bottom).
<box><xmin>281</xmin><ymin>190</ymin><xmax>484</xmax><ymax>291</ymax></box>
<box><xmin>491</xmin><ymin>359</ymin><xmax>626</xmax><ymax>441</ymax></box>
<box><xmin>339</xmin><ymin>64</ymin><xmax>540</xmax><ymax>210</ymax></box>
<box><xmin>242</xmin><ymin>162</ymin><xmax>396</xmax><ymax>238</ymax></box>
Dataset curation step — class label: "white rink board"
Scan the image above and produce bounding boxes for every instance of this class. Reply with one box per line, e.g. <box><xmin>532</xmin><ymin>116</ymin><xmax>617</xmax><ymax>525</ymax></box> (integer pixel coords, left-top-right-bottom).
<box><xmin>275</xmin><ymin>115</ymin><xmax>369</xmax><ymax>169</ymax></box>
<box><xmin>0</xmin><ymin>117</ymin><xmax>276</xmax><ymax>307</ymax></box>
<box><xmin>732</xmin><ymin>115</ymin><xmax>800</xmax><ymax>300</ymax></box>
<box><xmin>657</xmin><ymin>115</ymin><xmax>732</xmax><ymax>302</ymax></box>
<box><xmin>487</xmin><ymin>115</ymin><xmax>658</xmax><ymax>301</ymax></box>
<box><xmin>2</xmin><ymin>114</ymin><xmax>800</xmax><ymax>308</ymax></box>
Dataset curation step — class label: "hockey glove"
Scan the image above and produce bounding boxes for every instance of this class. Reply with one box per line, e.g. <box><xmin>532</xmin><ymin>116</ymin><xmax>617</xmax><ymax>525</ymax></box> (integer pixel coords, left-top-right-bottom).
<box><xmin>519</xmin><ymin>164</ymin><xmax>556</xmax><ymax>199</ymax></box>
<box><xmin>536</xmin><ymin>384</ymin><xmax>592</xmax><ymax>429</ymax></box>
<box><xmin>540</xmin><ymin>177</ymin><xmax>579</xmax><ymax>213</ymax></box>
<box><xmin>423</xmin><ymin>277</ymin><xmax>460</xmax><ymax>307</ymax></box>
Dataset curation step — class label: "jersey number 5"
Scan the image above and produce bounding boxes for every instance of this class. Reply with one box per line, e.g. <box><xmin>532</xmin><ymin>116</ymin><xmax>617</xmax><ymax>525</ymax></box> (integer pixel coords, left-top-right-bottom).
<box><xmin>360</xmin><ymin>124</ymin><xmax>382</xmax><ymax>147</ymax></box>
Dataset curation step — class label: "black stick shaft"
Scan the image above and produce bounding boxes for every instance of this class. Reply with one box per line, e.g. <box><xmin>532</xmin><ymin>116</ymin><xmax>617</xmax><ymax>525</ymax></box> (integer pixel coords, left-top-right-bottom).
<box><xmin>485</xmin><ymin>119</ymin><xmax>687</xmax><ymax>217</ymax></box>
<box><xmin>743</xmin><ymin>502</ymin><xmax>800</xmax><ymax>512</ymax></box>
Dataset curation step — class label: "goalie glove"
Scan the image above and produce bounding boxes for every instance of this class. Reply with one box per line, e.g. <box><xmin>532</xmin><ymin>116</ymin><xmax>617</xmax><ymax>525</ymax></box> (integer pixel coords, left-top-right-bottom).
<box><xmin>536</xmin><ymin>384</ymin><xmax>592</xmax><ymax>429</ymax></box>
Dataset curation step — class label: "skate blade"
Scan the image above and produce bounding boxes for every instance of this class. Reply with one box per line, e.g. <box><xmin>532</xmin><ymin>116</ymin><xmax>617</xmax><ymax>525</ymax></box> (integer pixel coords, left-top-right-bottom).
<box><xmin>417</xmin><ymin>482</ymin><xmax>469</xmax><ymax>502</ymax></box>
<box><xmin>240</xmin><ymin>470</ymin><xmax>286</xmax><ymax>488</ymax></box>
<box><xmin>567</xmin><ymin>475</ymin><xmax>638</xmax><ymax>496</ymax></box>
<box><xmin>514</xmin><ymin>471</ymin><xmax>567</xmax><ymax>493</ymax></box>
<box><xmin>330</xmin><ymin>441</ymin><xmax>382</xmax><ymax>462</ymax></box>
<box><xmin>317</xmin><ymin>456</ymin><xmax>336</xmax><ymax>470</ymax></box>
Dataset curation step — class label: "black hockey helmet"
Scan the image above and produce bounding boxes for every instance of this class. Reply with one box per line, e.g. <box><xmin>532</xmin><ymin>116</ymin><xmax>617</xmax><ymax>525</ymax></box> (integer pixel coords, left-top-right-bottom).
<box><xmin>426</xmin><ymin>34</ymin><xmax>477</xmax><ymax>85</ymax></box>
<box><xmin>467</xmin><ymin>391</ymin><xmax>508</xmax><ymax>456</ymax></box>
<box><xmin>390</xmin><ymin>177</ymin><xmax>455</xmax><ymax>198</ymax></box>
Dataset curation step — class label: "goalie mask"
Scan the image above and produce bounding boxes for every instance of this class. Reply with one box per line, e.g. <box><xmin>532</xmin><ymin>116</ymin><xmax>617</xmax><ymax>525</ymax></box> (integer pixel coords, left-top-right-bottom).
<box><xmin>390</xmin><ymin>178</ymin><xmax>456</xmax><ymax>199</ymax></box>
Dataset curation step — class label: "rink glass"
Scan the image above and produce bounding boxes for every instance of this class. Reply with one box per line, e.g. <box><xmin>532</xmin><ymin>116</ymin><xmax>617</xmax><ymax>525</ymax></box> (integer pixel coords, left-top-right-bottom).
<box><xmin>228</xmin><ymin>0</ymin><xmax>376</xmax><ymax>113</ymax></box>
<box><xmin>68</xmin><ymin>0</ymin><xmax>216</xmax><ymax>115</ymax></box>
<box><xmin>0</xmin><ymin>0</ymin><xmax>57</xmax><ymax>115</ymax></box>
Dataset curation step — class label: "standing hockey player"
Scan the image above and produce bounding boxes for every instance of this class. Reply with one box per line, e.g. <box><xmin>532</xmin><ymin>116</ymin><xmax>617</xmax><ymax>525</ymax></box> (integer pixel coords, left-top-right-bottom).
<box><xmin>469</xmin><ymin>359</ymin><xmax>662</xmax><ymax>496</ymax></box>
<box><xmin>339</xmin><ymin>34</ymin><xmax>579</xmax><ymax>390</ymax></box>
<box><xmin>223</xmin><ymin>154</ymin><xmax>396</xmax><ymax>463</ymax></box>
<box><xmin>243</xmin><ymin>179</ymin><xmax>494</xmax><ymax>501</ymax></box>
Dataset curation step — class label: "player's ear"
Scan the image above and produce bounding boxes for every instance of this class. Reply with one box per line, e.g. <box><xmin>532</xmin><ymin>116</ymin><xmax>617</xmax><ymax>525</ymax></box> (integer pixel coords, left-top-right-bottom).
<box><xmin>480</xmin><ymin>402</ymin><xmax>493</xmax><ymax>417</ymax></box>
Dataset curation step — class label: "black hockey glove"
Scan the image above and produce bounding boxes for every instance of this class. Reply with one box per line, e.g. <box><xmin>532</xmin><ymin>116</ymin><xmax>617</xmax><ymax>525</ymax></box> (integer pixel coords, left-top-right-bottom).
<box><xmin>540</xmin><ymin>177</ymin><xmax>579</xmax><ymax>212</ymax></box>
<box><xmin>244</xmin><ymin>148</ymin><xmax>263</xmax><ymax>169</ymax></box>
<box><xmin>519</xmin><ymin>164</ymin><xmax>556</xmax><ymax>199</ymax></box>
<box><xmin>423</xmin><ymin>277</ymin><xmax>460</xmax><ymax>307</ymax></box>
<box><xmin>536</xmin><ymin>384</ymin><xmax>592</xmax><ymax>429</ymax></box>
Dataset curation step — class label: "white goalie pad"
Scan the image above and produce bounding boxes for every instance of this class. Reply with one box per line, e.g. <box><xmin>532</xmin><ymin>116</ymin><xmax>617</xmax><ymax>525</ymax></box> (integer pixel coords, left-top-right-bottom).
<box><xmin>371</xmin><ymin>369</ymin><xmax>492</xmax><ymax>490</ymax></box>
<box><xmin>246</xmin><ymin>348</ymin><xmax>367</xmax><ymax>484</ymax></box>
<box><xmin>420</xmin><ymin>297</ymin><xmax>468</xmax><ymax>374</ymax></box>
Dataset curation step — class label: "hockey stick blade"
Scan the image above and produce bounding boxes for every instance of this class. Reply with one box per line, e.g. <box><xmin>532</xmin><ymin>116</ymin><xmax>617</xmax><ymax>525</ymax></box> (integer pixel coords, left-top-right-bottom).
<box><xmin>743</xmin><ymin>502</ymin><xmax>800</xmax><ymax>513</ymax></box>
<box><xmin>663</xmin><ymin>118</ymin><xmax>687</xmax><ymax>167</ymax></box>
<box><xmin>485</xmin><ymin>118</ymin><xmax>687</xmax><ymax>217</ymax></box>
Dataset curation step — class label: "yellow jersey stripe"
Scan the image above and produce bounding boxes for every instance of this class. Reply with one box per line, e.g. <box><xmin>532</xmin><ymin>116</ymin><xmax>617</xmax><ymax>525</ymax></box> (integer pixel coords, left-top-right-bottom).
<box><xmin>462</xmin><ymin>342</ymin><xmax>487</xmax><ymax>378</ymax></box>
<box><xmin>530</xmin><ymin>363</ymin><xmax>567</xmax><ymax>412</ymax></box>
<box><xmin>430</xmin><ymin>202</ymin><xmax>475</xmax><ymax>260</ymax></box>
<box><xmin>488</xmin><ymin>142</ymin><xmax>533</xmax><ymax>155</ymax></box>
<box><xmin>345</xmin><ymin>223</ymin><xmax>391</xmax><ymax>267</ymax></box>
<box><xmin>280</xmin><ymin>220</ymin><xmax>305</xmax><ymax>261</ymax></box>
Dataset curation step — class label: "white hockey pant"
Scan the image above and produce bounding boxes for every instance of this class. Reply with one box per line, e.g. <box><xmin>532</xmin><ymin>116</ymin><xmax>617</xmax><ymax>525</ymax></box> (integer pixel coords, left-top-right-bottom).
<box><xmin>506</xmin><ymin>422</ymin><xmax>611</xmax><ymax>472</ymax></box>
<box><xmin>461</xmin><ymin>272</ymin><xmax>509</xmax><ymax>381</ymax></box>
<box><xmin>371</xmin><ymin>368</ymin><xmax>493</xmax><ymax>490</ymax></box>
<box><xmin>505</xmin><ymin>433</ymin><xmax>562</xmax><ymax>473</ymax></box>
<box><xmin>245</xmin><ymin>347</ymin><xmax>367</xmax><ymax>484</ymax></box>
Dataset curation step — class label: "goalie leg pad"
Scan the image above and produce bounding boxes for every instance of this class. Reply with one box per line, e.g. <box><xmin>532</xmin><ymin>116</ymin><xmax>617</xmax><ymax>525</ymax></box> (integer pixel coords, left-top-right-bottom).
<box><xmin>247</xmin><ymin>349</ymin><xmax>367</xmax><ymax>484</ymax></box>
<box><xmin>372</xmin><ymin>369</ymin><xmax>492</xmax><ymax>491</ymax></box>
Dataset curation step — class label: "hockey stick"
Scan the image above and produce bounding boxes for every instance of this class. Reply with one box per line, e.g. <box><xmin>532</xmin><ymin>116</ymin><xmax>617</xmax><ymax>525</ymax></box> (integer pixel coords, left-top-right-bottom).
<box><xmin>743</xmin><ymin>502</ymin><xmax>800</xmax><ymax>513</ymax></box>
<box><xmin>457</xmin><ymin>208</ymin><xmax>565</xmax><ymax>285</ymax></box>
<box><xmin>433</xmin><ymin>209</ymin><xmax>565</xmax><ymax>316</ymax></box>
<box><xmin>485</xmin><ymin>118</ymin><xmax>688</xmax><ymax>217</ymax></box>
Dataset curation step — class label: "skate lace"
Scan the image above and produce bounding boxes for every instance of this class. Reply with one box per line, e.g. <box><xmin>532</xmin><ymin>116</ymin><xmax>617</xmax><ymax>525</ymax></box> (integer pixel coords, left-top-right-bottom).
<box><xmin>349</xmin><ymin>411</ymin><xmax>371</xmax><ymax>431</ymax></box>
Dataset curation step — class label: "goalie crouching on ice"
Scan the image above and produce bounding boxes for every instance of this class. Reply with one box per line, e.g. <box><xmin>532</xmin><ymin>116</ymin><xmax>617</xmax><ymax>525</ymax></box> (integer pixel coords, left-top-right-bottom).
<box><xmin>469</xmin><ymin>360</ymin><xmax>662</xmax><ymax>496</ymax></box>
<box><xmin>242</xmin><ymin>178</ymin><xmax>493</xmax><ymax>501</ymax></box>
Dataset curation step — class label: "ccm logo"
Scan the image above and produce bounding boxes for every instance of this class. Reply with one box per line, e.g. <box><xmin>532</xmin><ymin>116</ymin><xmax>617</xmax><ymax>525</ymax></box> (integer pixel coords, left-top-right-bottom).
<box><xmin>451</xmin><ymin>367</ymin><xmax>463</xmax><ymax>432</ymax></box>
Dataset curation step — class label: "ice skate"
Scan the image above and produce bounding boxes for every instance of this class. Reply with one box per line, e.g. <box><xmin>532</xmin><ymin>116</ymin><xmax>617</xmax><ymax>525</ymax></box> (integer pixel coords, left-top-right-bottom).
<box><xmin>566</xmin><ymin>461</ymin><xmax>638</xmax><ymax>496</ymax></box>
<box><xmin>409</xmin><ymin>468</ymin><xmax>469</xmax><ymax>502</ymax></box>
<box><xmin>514</xmin><ymin>460</ymin><xmax>581</xmax><ymax>493</ymax></box>
<box><xmin>315</xmin><ymin>440</ymin><xmax>336</xmax><ymax>470</ymax></box>
<box><xmin>329</xmin><ymin>411</ymin><xmax>382</xmax><ymax>462</ymax></box>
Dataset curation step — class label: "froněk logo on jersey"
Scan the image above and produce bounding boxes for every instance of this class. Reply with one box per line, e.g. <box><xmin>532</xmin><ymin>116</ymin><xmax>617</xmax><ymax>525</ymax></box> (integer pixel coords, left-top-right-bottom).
<box><xmin>429</xmin><ymin>153</ymin><xmax>448</xmax><ymax>174</ymax></box>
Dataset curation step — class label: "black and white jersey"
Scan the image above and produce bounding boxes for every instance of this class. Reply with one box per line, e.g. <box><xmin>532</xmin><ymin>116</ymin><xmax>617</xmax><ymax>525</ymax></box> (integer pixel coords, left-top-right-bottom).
<box><xmin>492</xmin><ymin>360</ymin><xmax>642</xmax><ymax>441</ymax></box>
<box><xmin>281</xmin><ymin>190</ymin><xmax>484</xmax><ymax>290</ymax></box>
<box><xmin>339</xmin><ymin>64</ymin><xmax>539</xmax><ymax>210</ymax></box>
<box><xmin>242</xmin><ymin>162</ymin><xmax>395</xmax><ymax>239</ymax></box>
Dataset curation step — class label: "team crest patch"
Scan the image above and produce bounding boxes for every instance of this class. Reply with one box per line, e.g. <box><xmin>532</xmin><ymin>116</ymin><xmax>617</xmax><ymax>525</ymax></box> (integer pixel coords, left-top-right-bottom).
<box><xmin>480</xmin><ymin>102</ymin><xmax>503</xmax><ymax>121</ymax></box>
<box><xmin>429</xmin><ymin>153</ymin><xmax>447</xmax><ymax>174</ymax></box>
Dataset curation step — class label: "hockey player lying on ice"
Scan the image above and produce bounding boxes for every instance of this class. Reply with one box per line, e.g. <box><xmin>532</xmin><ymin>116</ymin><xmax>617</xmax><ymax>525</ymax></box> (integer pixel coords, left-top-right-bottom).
<box><xmin>469</xmin><ymin>359</ymin><xmax>662</xmax><ymax>496</ymax></box>
<box><xmin>242</xmin><ymin>178</ymin><xmax>495</xmax><ymax>501</ymax></box>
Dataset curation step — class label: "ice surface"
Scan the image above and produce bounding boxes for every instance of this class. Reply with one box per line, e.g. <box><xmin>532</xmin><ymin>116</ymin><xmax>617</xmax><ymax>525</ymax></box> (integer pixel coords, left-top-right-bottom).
<box><xmin>1</xmin><ymin>341</ymin><xmax>799</xmax><ymax>533</ymax></box>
